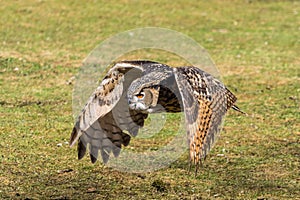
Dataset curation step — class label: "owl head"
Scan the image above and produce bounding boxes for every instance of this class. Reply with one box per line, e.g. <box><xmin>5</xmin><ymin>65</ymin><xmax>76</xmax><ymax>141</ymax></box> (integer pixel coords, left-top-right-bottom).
<box><xmin>127</xmin><ymin>86</ymin><xmax>160</xmax><ymax>113</ymax></box>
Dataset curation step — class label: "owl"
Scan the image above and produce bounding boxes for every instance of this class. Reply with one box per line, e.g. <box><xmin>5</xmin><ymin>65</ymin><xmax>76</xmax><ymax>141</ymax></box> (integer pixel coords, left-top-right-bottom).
<box><xmin>70</xmin><ymin>60</ymin><xmax>243</xmax><ymax>171</ymax></box>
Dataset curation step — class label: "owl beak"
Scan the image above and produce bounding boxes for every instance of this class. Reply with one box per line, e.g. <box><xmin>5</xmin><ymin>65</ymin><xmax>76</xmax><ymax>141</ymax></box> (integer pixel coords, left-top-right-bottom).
<box><xmin>128</xmin><ymin>96</ymin><xmax>137</xmax><ymax>105</ymax></box>
<box><xmin>128</xmin><ymin>96</ymin><xmax>144</xmax><ymax>110</ymax></box>
<box><xmin>128</xmin><ymin>98</ymin><xmax>133</xmax><ymax>105</ymax></box>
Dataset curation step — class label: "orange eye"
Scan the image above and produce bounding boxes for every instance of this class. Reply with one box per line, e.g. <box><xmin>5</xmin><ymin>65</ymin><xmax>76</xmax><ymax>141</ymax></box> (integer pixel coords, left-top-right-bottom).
<box><xmin>136</xmin><ymin>93</ymin><xmax>144</xmax><ymax>99</ymax></box>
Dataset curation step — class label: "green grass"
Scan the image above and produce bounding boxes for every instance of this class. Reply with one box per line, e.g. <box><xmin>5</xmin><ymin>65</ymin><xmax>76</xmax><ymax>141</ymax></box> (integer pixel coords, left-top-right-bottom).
<box><xmin>0</xmin><ymin>0</ymin><xmax>299</xmax><ymax>199</ymax></box>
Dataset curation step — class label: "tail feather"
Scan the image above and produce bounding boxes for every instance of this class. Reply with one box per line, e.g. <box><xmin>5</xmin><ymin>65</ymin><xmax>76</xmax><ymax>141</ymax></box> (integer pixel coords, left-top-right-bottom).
<box><xmin>232</xmin><ymin>104</ymin><xmax>247</xmax><ymax>115</ymax></box>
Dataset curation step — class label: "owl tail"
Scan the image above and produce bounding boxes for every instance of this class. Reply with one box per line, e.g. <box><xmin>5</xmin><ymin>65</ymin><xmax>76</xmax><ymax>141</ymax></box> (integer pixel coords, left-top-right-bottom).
<box><xmin>232</xmin><ymin>105</ymin><xmax>247</xmax><ymax>115</ymax></box>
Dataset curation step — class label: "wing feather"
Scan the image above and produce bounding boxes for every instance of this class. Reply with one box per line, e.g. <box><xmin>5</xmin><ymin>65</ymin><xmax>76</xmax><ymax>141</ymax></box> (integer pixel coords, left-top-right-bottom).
<box><xmin>70</xmin><ymin>61</ymin><xmax>147</xmax><ymax>163</ymax></box>
<box><xmin>174</xmin><ymin>67</ymin><xmax>237</xmax><ymax>167</ymax></box>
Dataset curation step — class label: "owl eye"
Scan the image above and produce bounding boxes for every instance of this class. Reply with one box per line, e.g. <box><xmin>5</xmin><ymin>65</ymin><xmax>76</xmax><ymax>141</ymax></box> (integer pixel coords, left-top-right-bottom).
<box><xmin>136</xmin><ymin>92</ymin><xmax>145</xmax><ymax>99</ymax></box>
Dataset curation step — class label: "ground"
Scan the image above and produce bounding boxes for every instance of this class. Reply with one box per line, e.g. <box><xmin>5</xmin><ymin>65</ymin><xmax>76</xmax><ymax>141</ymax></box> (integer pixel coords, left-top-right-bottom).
<box><xmin>0</xmin><ymin>0</ymin><xmax>299</xmax><ymax>199</ymax></box>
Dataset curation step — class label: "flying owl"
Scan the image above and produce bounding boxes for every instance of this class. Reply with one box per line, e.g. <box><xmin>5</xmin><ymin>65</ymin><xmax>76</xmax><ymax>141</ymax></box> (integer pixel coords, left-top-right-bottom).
<box><xmin>70</xmin><ymin>60</ymin><xmax>243</xmax><ymax>170</ymax></box>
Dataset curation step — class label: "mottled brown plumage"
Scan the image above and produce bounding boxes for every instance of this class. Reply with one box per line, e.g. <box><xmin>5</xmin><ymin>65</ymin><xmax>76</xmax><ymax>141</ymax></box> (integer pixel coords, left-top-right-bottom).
<box><xmin>70</xmin><ymin>60</ymin><xmax>243</xmax><ymax>171</ymax></box>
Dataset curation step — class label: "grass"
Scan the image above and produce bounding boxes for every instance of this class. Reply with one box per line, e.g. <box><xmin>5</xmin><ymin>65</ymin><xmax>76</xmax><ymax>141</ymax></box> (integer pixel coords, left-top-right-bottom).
<box><xmin>0</xmin><ymin>0</ymin><xmax>299</xmax><ymax>199</ymax></box>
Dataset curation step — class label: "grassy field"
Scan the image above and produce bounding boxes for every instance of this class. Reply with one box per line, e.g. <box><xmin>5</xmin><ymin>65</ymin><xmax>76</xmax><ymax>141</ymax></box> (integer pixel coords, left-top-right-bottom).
<box><xmin>0</xmin><ymin>0</ymin><xmax>299</xmax><ymax>199</ymax></box>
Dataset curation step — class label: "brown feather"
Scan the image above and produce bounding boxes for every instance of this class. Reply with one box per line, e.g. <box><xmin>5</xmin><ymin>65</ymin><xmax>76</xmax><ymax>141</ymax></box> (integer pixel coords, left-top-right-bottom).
<box><xmin>174</xmin><ymin>66</ymin><xmax>238</xmax><ymax>170</ymax></box>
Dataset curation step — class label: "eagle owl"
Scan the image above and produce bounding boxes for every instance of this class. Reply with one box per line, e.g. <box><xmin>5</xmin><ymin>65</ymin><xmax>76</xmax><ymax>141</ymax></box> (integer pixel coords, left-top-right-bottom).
<box><xmin>70</xmin><ymin>60</ymin><xmax>243</xmax><ymax>170</ymax></box>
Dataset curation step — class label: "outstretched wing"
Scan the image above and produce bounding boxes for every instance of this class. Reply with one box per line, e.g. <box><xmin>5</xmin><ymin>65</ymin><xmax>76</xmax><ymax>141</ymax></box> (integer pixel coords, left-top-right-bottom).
<box><xmin>174</xmin><ymin>66</ymin><xmax>237</xmax><ymax>168</ymax></box>
<box><xmin>70</xmin><ymin>61</ymin><xmax>148</xmax><ymax>163</ymax></box>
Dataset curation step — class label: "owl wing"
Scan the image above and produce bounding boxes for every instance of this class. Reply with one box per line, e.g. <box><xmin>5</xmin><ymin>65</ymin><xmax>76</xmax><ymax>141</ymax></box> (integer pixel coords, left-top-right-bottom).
<box><xmin>70</xmin><ymin>61</ymin><xmax>150</xmax><ymax>163</ymax></box>
<box><xmin>174</xmin><ymin>66</ymin><xmax>237</xmax><ymax>168</ymax></box>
